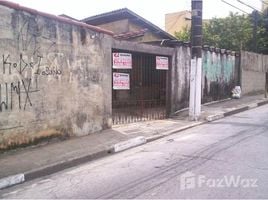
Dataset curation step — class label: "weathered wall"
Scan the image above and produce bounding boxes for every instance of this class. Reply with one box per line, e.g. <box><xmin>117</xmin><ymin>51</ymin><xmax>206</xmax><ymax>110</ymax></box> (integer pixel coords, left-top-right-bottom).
<box><xmin>202</xmin><ymin>49</ymin><xmax>237</xmax><ymax>102</ymax></box>
<box><xmin>170</xmin><ymin>45</ymin><xmax>191</xmax><ymax>112</ymax></box>
<box><xmin>0</xmin><ymin>5</ymin><xmax>113</xmax><ymax>150</ymax></box>
<box><xmin>240</xmin><ymin>51</ymin><xmax>268</xmax><ymax>95</ymax></box>
<box><xmin>170</xmin><ymin>46</ymin><xmax>238</xmax><ymax>112</ymax></box>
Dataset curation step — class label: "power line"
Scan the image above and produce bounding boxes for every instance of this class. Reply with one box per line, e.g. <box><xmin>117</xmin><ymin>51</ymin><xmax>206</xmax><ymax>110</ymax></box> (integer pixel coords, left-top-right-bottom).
<box><xmin>221</xmin><ymin>0</ymin><xmax>249</xmax><ymax>14</ymax></box>
<box><xmin>236</xmin><ymin>0</ymin><xmax>262</xmax><ymax>13</ymax></box>
<box><xmin>236</xmin><ymin>0</ymin><xmax>262</xmax><ymax>52</ymax></box>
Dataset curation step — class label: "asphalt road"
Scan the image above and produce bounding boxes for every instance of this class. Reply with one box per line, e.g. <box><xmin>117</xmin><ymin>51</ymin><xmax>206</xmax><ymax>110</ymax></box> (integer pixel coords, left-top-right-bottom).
<box><xmin>1</xmin><ymin>105</ymin><xmax>268</xmax><ymax>199</ymax></box>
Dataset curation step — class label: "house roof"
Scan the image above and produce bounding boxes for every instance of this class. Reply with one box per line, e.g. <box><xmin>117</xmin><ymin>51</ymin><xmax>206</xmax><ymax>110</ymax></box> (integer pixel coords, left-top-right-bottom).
<box><xmin>0</xmin><ymin>0</ymin><xmax>113</xmax><ymax>36</ymax></box>
<box><xmin>58</xmin><ymin>14</ymin><xmax>78</xmax><ymax>21</ymax></box>
<box><xmin>114</xmin><ymin>28</ymin><xmax>148</xmax><ymax>40</ymax></box>
<box><xmin>82</xmin><ymin>8</ymin><xmax>177</xmax><ymax>40</ymax></box>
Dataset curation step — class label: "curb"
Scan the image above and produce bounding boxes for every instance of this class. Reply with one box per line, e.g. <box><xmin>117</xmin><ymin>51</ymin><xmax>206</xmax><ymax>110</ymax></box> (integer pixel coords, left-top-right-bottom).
<box><xmin>206</xmin><ymin>99</ymin><xmax>268</xmax><ymax>122</ymax></box>
<box><xmin>1</xmin><ymin>98</ymin><xmax>268</xmax><ymax>190</ymax></box>
<box><xmin>146</xmin><ymin>122</ymin><xmax>205</xmax><ymax>143</ymax></box>
<box><xmin>0</xmin><ymin>174</ymin><xmax>24</xmax><ymax>190</ymax></box>
<box><xmin>113</xmin><ymin>136</ymin><xmax>147</xmax><ymax>153</ymax></box>
<box><xmin>173</xmin><ymin>98</ymin><xmax>231</xmax><ymax>115</ymax></box>
<box><xmin>0</xmin><ymin>148</ymin><xmax>113</xmax><ymax>190</ymax></box>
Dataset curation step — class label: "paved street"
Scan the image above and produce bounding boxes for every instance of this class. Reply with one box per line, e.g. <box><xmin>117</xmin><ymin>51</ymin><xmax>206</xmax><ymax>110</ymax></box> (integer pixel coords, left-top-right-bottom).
<box><xmin>1</xmin><ymin>105</ymin><xmax>268</xmax><ymax>199</ymax></box>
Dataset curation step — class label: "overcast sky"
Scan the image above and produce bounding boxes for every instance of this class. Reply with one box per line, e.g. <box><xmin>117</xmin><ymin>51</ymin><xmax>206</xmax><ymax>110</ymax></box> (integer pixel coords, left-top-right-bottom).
<box><xmin>10</xmin><ymin>0</ymin><xmax>262</xmax><ymax>29</ymax></box>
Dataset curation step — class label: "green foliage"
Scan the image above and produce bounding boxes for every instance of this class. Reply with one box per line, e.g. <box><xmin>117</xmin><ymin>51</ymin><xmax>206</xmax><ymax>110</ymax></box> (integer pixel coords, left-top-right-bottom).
<box><xmin>174</xmin><ymin>12</ymin><xmax>268</xmax><ymax>54</ymax></box>
<box><xmin>203</xmin><ymin>13</ymin><xmax>253</xmax><ymax>51</ymax></box>
<box><xmin>255</xmin><ymin>9</ymin><xmax>268</xmax><ymax>54</ymax></box>
<box><xmin>174</xmin><ymin>26</ymin><xmax>191</xmax><ymax>42</ymax></box>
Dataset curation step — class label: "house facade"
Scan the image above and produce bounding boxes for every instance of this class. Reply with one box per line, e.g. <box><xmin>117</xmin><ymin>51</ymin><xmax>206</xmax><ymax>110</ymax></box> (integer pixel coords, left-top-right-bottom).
<box><xmin>1</xmin><ymin>1</ymin><xmax>264</xmax><ymax>151</ymax></box>
<box><xmin>82</xmin><ymin>8</ymin><xmax>177</xmax><ymax>45</ymax></box>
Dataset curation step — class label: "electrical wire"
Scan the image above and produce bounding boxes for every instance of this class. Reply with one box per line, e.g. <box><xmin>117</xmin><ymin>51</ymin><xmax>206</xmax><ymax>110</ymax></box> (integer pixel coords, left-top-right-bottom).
<box><xmin>236</xmin><ymin>0</ymin><xmax>262</xmax><ymax>13</ymax></box>
<box><xmin>221</xmin><ymin>0</ymin><xmax>249</xmax><ymax>14</ymax></box>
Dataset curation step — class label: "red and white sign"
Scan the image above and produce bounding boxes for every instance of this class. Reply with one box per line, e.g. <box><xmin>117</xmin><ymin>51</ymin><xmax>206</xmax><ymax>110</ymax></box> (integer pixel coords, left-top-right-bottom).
<box><xmin>113</xmin><ymin>53</ymin><xmax>132</xmax><ymax>69</ymax></box>
<box><xmin>113</xmin><ymin>72</ymin><xmax>130</xmax><ymax>90</ymax></box>
<box><xmin>156</xmin><ymin>56</ymin><xmax>169</xmax><ymax>70</ymax></box>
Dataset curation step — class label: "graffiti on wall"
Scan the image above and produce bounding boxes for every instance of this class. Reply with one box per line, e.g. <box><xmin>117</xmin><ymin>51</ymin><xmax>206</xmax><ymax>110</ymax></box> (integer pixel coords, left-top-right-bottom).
<box><xmin>0</xmin><ymin>15</ymin><xmax>64</xmax><ymax>112</ymax></box>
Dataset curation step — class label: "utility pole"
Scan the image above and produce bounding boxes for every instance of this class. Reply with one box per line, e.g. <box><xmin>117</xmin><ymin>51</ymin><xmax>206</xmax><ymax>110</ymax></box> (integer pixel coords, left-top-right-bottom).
<box><xmin>189</xmin><ymin>0</ymin><xmax>203</xmax><ymax>120</ymax></box>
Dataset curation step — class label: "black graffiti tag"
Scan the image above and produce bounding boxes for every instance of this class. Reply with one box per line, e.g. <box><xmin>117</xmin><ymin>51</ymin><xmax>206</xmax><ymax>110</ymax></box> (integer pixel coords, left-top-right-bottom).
<box><xmin>21</xmin><ymin>79</ymin><xmax>33</xmax><ymax>110</ymax></box>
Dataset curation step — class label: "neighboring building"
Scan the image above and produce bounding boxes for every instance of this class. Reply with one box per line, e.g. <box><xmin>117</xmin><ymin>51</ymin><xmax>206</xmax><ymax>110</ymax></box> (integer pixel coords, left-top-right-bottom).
<box><xmin>82</xmin><ymin>8</ymin><xmax>177</xmax><ymax>45</ymax></box>
<box><xmin>165</xmin><ymin>10</ymin><xmax>191</xmax><ymax>37</ymax></box>
<box><xmin>165</xmin><ymin>11</ymin><xmax>211</xmax><ymax>37</ymax></box>
<box><xmin>262</xmin><ymin>0</ymin><xmax>268</xmax><ymax>11</ymax></box>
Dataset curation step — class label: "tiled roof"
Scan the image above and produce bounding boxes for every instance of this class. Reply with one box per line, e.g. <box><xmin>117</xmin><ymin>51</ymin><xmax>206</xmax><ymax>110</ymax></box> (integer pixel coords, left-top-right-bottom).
<box><xmin>114</xmin><ymin>28</ymin><xmax>148</xmax><ymax>40</ymax></box>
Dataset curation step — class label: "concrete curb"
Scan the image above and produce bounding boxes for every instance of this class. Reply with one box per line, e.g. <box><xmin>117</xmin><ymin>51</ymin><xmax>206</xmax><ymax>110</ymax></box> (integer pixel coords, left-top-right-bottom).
<box><xmin>0</xmin><ymin>148</ymin><xmax>113</xmax><ymax>190</ymax></box>
<box><xmin>113</xmin><ymin>136</ymin><xmax>147</xmax><ymax>153</ymax></box>
<box><xmin>0</xmin><ymin>174</ymin><xmax>25</xmax><ymax>190</ymax></box>
<box><xmin>146</xmin><ymin>122</ymin><xmax>205</xmax><ymax>143</ymax></box>
<box><xmin>174</xmin><ymin>98</ymin><xmax>231</xmax><ymax>115</ymax></box>
<box><xmin>24</xmin><ymin>148</ymin><xmax>113</xmax><ymax>181</ymax></box>
<box><xmin>206</xmin><ymin>99</ymin><xmax>268</xmax><ymax>122</ymax></box>
<box><xmin>1</xmin><ymin>98</ymin><xmax>268</xmax><ymax>190</ymax></box>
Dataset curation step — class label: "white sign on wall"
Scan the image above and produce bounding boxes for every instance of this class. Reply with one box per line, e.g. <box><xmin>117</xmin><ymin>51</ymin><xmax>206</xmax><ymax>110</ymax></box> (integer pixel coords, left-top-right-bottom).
<box><xmin>112</xmin><ymin>53</ymin><xmax>132</xmax><ymax>69</ymax></box>
<box><xmin>113</xmin><ymin>72</ymin><xmax>130</xmax><ymax>90</ymax></box>
<box><xmin>156</xmin><ymin>56</ymin><xmax>169</xmax><ymax>70</ymax></box>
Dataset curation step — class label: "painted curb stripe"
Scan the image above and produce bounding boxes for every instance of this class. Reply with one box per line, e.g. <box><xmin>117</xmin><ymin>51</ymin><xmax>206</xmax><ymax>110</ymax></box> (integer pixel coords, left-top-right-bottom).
<box><xmin>206</xmin><ymin>114</ymin><xmax>224</xmax><ymax>122</ymax></box>
<box><xmin>113</xmin><ymin>136</ymin><xmax>146</xmax><ymax>152</ymax></box>
<box><xmin>0</xmin><ymin>174</ymin><xmax>25</xmax><ymax>189</ymax></box>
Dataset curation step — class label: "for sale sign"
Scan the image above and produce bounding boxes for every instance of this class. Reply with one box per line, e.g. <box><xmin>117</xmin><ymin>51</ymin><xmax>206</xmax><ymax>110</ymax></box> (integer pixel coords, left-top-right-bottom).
<box><xmin>112</xmin><ymin>53</ymin><xmax>132</xmax><ymax>69</ymax></box>
<box><xmin>156</xmin><ymin>56</ymin><xmax>169</xmax><ymax>70</ymax></box>
<box><xmin>113</xmin><ymin>72</ymin><xmax>130</xmax><ymax>90</ymax></box>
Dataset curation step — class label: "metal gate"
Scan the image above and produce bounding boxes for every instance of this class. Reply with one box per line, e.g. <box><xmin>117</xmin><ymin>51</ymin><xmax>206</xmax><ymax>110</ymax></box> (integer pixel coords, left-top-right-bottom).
<box><xmin>112</xmin><ymin>50</ymin><xmax>169</xmax><ymax>125</ymax></box>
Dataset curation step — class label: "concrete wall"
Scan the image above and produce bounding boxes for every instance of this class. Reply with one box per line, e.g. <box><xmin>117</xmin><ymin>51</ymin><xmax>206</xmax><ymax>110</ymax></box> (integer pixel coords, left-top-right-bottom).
<box><xmin>170</xmin><ymin>46</ymin><xmax>238</xmax><ymax>112</ymax></box>
<box><xmin>0</xmin><ymin>4</ymin><xmax>113</xmax><ymax>150</ymax></box>
<box><xmin>202</xmin><ymin>49</ymin><xmax>237</xmax><ymax>102</ymax></box>
<box><xmin>240</xmin><ymin>51</ymin><xmax>268</xmax><ymax>95</ymax></box>
<box><xmin>2</xmin><ymin>2</ymin><xmax>262</xmax><ymax>151</ymax></box>
<box><xmin>170</xmin><ymin>46</ymin><xmax>191</xmax><ymax>112</ymax></box>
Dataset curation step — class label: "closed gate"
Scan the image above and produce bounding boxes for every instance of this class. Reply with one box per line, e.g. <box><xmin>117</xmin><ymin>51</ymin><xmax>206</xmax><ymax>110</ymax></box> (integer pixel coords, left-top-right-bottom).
<box><xmin>112</xmin><ymin>50</ymin><xmax>169</xmax><ymax>125</ymax></box>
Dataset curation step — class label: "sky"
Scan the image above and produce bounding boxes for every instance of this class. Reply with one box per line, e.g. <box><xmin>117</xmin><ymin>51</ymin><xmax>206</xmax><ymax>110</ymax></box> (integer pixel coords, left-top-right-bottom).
<box><xmin>9</xmin><ymin>0</ymin><xmax>262</xmax><ymax>30</ymax></box>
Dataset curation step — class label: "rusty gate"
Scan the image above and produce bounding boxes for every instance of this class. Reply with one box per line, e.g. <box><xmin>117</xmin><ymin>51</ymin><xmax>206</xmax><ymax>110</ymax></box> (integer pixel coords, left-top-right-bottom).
<box><xmin>112</xmin><ymin>50</ymin><xmax>169</xmax><ymax>124</ymax></box>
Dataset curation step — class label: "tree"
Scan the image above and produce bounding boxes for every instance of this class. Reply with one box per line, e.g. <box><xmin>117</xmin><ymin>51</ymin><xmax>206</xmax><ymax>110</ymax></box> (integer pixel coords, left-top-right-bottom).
<box><xmin>174</xmin><ymin>12</ymin><xmax>268</xmax><ymax>54</ymax></box>
<box><xmin>203</xmin><ymin>12</ymin><xmax>253</xmax><ymax>51</ymax></box>
<box><xmin>174</xmin><ymin>26</ymin><xmax>191</xmax><ymax>42</ymax></box>
<box><xmin>255</xmin><ymin>9</ymin><xmax>268</xmax><ymax>54</ymax></box>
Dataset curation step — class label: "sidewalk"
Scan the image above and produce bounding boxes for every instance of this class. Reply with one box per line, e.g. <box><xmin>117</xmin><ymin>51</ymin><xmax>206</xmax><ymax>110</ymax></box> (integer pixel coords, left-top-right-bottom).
<box><xmin>0</xmin><ymin>94</ymin><xmax>268</xmax><ymax>189</ymax></box>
